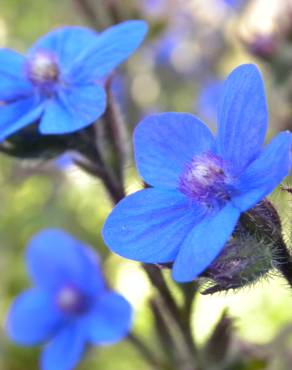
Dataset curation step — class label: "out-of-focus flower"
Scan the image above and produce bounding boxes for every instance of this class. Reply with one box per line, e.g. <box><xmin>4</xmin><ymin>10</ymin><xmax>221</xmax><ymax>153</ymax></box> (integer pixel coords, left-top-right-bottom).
<box><xmin>141</xmin><ymin>0</ymin><xmax>168</xmax><ymax>17</ymax></box>
<box><xmin>196</xmin><ymin>79</ymin><xmax>224</xmax><ymax>124</ymax></box>
<box><xmin>103</xmin><ymin>64</ymin><xmax>292</xmax><ymax>282</ymax></box>
<box><xmin>153</xmin><ymin>30</ymin><xmax>181</xmax><ymax>65</ymax></box>
<box><xmin>0</xmin><ymin>21</ymin><xmax>148</xmax><ymax>140</ymax></box>
<box><xmin>151</xmin><ymin>26</ymin><xmax>199</xmax><ymax>75</ymax></box>
<box><xmin>246</xmin><ymin>33</ymin><xmax>279</xmax><ymax>59</ymax></box>
<box><xmin>238</xmin><ymin>0</ymin><xmax>292</xmax><ymax>58</ymax></box>
<box><xmin>54</xmin><ymin>153</ymin><xmax>74</xmax><ymax>170</ymax></box>
<box><xmin>7</xmin><ymin>229</ymin><xmax>132</xmax><ymax>370</ymax></box>
<box><xmin>54</xmin><ymin>152</ymin><xmax>86</xmax><ymax>171</ymax></box>
<box><xmin>222</xmin><ymin>0</ymin><xmax>245</xmax><ymax>10</ymax></box>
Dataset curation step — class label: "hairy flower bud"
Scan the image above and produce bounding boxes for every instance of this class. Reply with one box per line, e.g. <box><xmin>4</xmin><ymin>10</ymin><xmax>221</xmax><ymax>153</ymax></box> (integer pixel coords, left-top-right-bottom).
<box><xmin>202</xmin><ymin>199</ymin><xmax>288</xmax><ymax>294</ymax></box>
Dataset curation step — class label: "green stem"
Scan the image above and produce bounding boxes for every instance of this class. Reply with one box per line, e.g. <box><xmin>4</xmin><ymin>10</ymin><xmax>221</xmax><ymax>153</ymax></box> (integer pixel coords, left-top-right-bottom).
<box><xmin>150</xmin><ymin>298</ymin><xmax>179</xmax><ymax>367</ymax></box>
<box><xmin>128</xmin><ymin>333</ymin><xmax>164</xmax><ymax>370</ymax></box>
<box><xmin>103</xmin><ymin>78</ymin><xmax>127</xmax><ymax>186</ymax></box>
<box><xmin>76</xmin><ymin>124</ymin><xmax>125</xmax><ymax>204</ymax></box>
<box><xmin>143</xmin><ymin>265</ymin><xmax>199</xmax><ymax>369</ymax></box>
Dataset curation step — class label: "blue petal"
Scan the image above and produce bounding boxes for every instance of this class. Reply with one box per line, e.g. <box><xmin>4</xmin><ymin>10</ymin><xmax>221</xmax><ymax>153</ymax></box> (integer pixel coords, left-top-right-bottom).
<box><xmin>83</xmin><ymin>292</ymin><xmax>132</xmax><ymax>344</ymax></box>
<box><xmin>29</xmin><ymin>27</ymin><xmax>100</xmax><ymax>72</ymax></box>
<box><xmin>6</xmin><ymin>289</ymin><xmax>63</xmax><ymax>345</ymax></box>
<box><xmin>41</xmin><ymin>325</ymin><xmax>85</xmax><ymax>370</ymax></box>
<box><xmin>39</xmin><ymin>85</ymin><xmax>106</xmax><ymax>134</ymax></box>
<box><xmin>27</xmin><ymin>229</ymin><xmax>105</xmax><ymax>294</ymax></box>
<box><xmin>172</xmin><ymin>203</ymin><xmax>240</xmax><ymax>282</ymax></box>
<box><xmin>216</xmin><ymin>64</ymin><xmax>268</xmax><ymax>174</ymax></box>
<box><xmin>0</xmin><ymin>98</ymin><xmax>43</xmax><ymax>141</ymax></box>
<box><xmin>0</xmin><ymin>49</ymin><xmax>32</xmax><ymax>100</ymax></box>
<box><xmin>102</xmin><ymin>188</ymin><xmax>206</xmax><ymax>263</ymax></box>
<box><xmin>134</xmin><ymin>112</ymin><xmax>215</xmax><ymax>189</ymax></box>
<box><xmin>71</xmin><ymin>20</ymin><xmax>148</xmax><ymax>82</ymax></box>
<box><xmin>232</xmin><ymin>131</ymin><xmax>292</xmax><ymax>212</ymax></box>
<box><xmin>0</xmin><ymin>48</ymin><xmax>26</xmax><ymax>76</ymax></box>
<box><xmin>0</xmin><ymin>77</ymin><xmax>33</xmax><ymax>101</ymax></box>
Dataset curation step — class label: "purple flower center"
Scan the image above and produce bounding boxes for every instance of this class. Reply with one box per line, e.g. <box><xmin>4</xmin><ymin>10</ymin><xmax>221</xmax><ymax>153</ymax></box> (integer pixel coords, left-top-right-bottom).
<box><xmin>56</xmin><ymin>285</ymin><xmax>90</xmax><ymax>316</ymax></box>
<box><xmin>26</xmin><ymin>51</ymin><xmax>60</xmax><ymax>92</ymax></box>
<box><xmin>179</xmin><ymin>151</ymin><xmax>234</xmax><ymax>207</ymax></box>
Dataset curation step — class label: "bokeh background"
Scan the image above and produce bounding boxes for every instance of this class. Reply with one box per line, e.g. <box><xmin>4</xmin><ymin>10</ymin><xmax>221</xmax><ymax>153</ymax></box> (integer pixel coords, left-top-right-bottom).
<box><xmin>1</xmin><ymin>0</ymin><xmax>292</xmax><ymax>369</ymax></box>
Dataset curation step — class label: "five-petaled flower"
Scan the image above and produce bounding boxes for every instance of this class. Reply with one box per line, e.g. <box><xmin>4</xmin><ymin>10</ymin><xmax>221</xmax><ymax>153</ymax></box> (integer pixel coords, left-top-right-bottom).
<box><xmin>102</xmin><ymin>64</ymin><xmax>292</xmax><ymax>282</ymax></box>
<box><xmin>7</xmin><ymin>229</ymin><xmax>132</xmax><ymax>370</ymax></box>
<box><xmin>0</xmin><ymin>21</ymin><xmax>147</xmax><ymax>140</ymax></box>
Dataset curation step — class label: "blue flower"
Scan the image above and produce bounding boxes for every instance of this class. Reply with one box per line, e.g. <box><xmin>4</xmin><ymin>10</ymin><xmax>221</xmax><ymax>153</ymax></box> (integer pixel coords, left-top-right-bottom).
<box><xmin>7</xmin><ymin>229</ymin><xmax>132</xmax><ymax>370</ymax></box>
<box><xmin>102</xmin><ymin>64</ymin><xmax>292</xmax><ymax>282</ymax></box>
<box><xmin>0</xmin><ymin>21</ymin><xmax>148</xmax><ymax>140</ymax></box>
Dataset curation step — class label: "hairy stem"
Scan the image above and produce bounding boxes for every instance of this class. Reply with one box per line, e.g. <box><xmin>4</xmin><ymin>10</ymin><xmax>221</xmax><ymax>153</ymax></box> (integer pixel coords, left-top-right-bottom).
<box><xmin>143</xmin><ymin>264</ymin><xmax>198</xmax><ymax>369</ymax></box>
<box><xmin>275</xmin><ymin>240</ymin><xmax>292</xmax><ymax>288</ymax></box>
<box><xmin>103</xmin><ymin>78</ymin><xmax>127</xmax><ymax>187</ymax></box>
<box><xmin>75</xmin><ymin>123</ymin><xmax>125</xmax><ymax>204</ymax></box>
<box><xmin>75</xmin><ymin>156</ymin><xmax>124</xmax><ymax>204</ymax></box>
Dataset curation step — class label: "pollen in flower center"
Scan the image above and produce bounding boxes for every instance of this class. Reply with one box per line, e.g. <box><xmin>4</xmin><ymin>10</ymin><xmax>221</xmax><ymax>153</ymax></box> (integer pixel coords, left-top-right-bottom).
<box><xmin>26</xmin><ymin>51</ymin><xmax>59</xmax><ymax>86</ymax></box>
<box><xmin>56</xmin><ymin>285</ymin><xmax>89</xmax><ymax>315</ymax></box>
<box><xmin>178</xmin><ymin>151</ymin><xmax>233</xmax><ymax>207</ymax></box>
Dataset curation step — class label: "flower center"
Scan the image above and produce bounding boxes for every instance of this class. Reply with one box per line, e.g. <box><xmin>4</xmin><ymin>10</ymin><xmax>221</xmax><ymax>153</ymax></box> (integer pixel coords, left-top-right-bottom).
<box><xmin>178</xmin><ymin>151</ymin><xmax>234</xmax><ymax>208</ymax></box>
<box><xmin>56</xmin><ymin>285</ymin><xmax>89</xmax><ymax>315</ymax></box>
<box><xmin>26</xmin><ymin>51</ymin><xmax>59</xmax><ymax>88</ymax></box>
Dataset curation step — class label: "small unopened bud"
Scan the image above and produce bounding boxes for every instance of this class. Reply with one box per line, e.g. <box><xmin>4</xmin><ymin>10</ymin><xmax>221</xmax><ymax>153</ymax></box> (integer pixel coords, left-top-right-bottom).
<box><xmin>247</xmin><ymin>34</ymin><xmax>279</xmax><ymax>59</ymax></box>
<box><xmin>202</xmin><ymin>200</ymin><xmax>287</xmax><ymax>294</ymax></box>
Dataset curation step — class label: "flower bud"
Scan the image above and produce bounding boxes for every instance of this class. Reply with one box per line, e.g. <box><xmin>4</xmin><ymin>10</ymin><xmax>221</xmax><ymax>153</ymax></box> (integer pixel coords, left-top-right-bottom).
<box><xmin>202</xmin><ymin>200</ymin><xmax>286</xmax><ymax>294</ymax></box>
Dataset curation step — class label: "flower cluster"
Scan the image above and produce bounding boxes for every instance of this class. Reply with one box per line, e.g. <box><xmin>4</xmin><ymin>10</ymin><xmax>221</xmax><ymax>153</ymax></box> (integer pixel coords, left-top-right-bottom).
<box><xmin>103</xmin><ymin>64</ymin><xmax>292</xmax><ymax>282</ymax></box>
<box><xmin>7</xmin><ymin>229</ymin><xmax>132</xmax><ymax>370</ymax></box>
<box><xmin>2</xmin><ymin>12</ymin><xmax>292</xmax><ymax>370</ymax></box>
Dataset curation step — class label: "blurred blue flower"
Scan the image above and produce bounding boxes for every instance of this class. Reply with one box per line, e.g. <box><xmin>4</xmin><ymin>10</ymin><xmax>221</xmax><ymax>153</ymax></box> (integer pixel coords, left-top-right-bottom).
<box><xmin>196</xmin><ymin>79</ymin><xmax>224</xmax><ymax>124</ymax></box>
<box><xmin>7</xmin><ymin>229</ymin><xmax>132</xmax><ymax>370</ymax></box>
<box><xmin>153</xmin><ymin>30</ymin><xmax>182</xmax><ymax>65</ymax></box>
<box><xmin>222</xmin><ymin>0</ymin><xmax>245</xmax><ymax>10</ymax></box>
<box><xmin>0</xmin><ymin>21</ymin><xmax>148</xmax><ymax>140</ymax></box>
<box><xmin>103</xmin><ymin>64</ymin><xmax>292</xmax><ymax>282</ymax></box>
<box><xmin>141</xmin><ymin>0</ymin><xmax>167</xmax><ymax>17</ymax></box>
<box><xmin>54</xmin><ymin>153</ymin><xmax>74</xmax><ymax>170</ymax></box>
